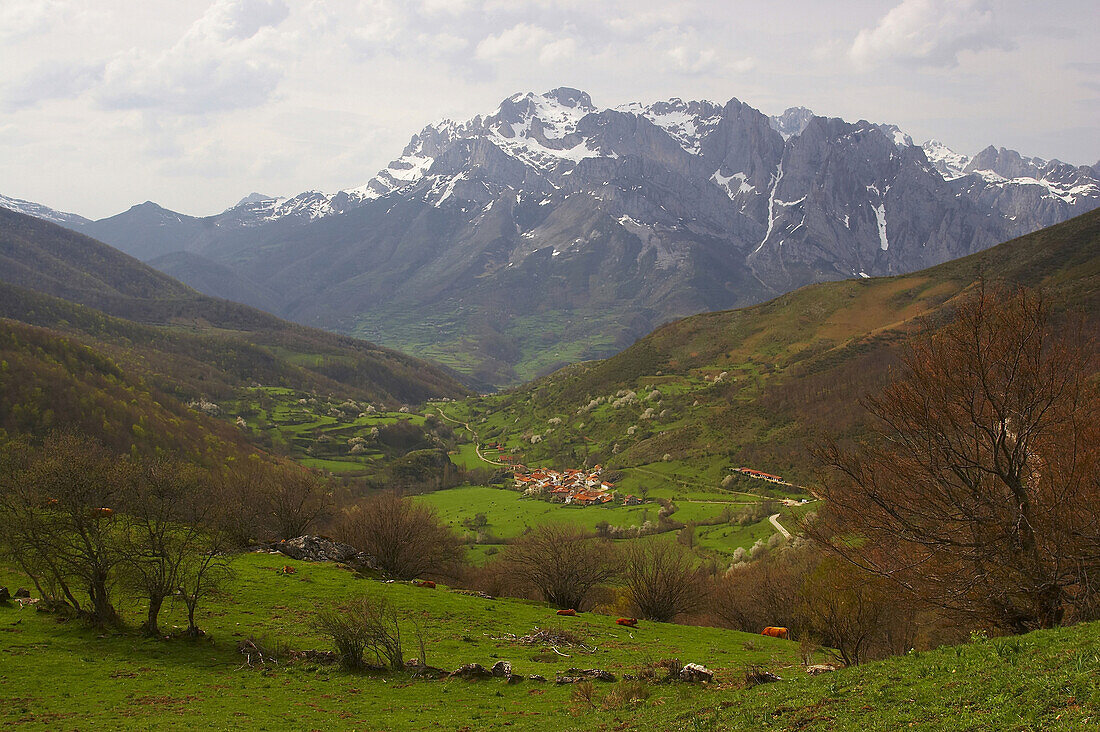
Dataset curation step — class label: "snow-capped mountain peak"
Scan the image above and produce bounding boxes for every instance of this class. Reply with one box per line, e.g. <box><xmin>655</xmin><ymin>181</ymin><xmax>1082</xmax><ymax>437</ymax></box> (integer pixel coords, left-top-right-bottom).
<box><xmin>769</xmin><ymin>107</ymin><xmax>814</xmax><ymax>139</ymax></box>
<box><xmin>618</xmin><ymin>98</ymin><xmax>724</xmax><ymax>156</ymax></box>
<box><xmin>922</xmin><ymin>139</ymin><xmax>970</xmax><ymax>180</ymax></box>
<box><xmin>493</xmin><ymin>87</ymin><xmax>597</xmax><ymax>140</ymax></box>
<box><xmin>0</xmin><ymin>194</ymin><xmax>91</xmax><ymax>226</ymax></box>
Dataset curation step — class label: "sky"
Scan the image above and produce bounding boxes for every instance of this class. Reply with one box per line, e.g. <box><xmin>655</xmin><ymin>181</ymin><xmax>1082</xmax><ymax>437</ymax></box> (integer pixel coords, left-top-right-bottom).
<box><xmin>1</xmin><ymin>0</ymin><xmax>1097</xmax><ymax>219</ymax></box>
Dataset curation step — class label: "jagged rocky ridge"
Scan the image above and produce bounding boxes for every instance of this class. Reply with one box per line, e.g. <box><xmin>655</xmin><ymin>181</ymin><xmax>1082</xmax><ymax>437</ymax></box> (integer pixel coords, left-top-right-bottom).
<box><xmin>5</xmin><ymin>88</ymin><xmax>1098</xmax><ymax>386</ymax></box>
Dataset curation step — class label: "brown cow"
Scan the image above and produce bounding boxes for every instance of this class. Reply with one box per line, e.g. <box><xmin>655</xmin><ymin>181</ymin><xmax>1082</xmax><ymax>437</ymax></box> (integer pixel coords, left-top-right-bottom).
<box><xmin>414</xmin><ymin>580</ymin><xmax>436</xmax><ymax>589</ymax></box>
<box><xmin>281</xmin><ymin>565</ymin><xmax>296</xmax><ymax>575</ymax></box>
<box><xmin>761</xmin><ymin>626</ymin><xmax>789</xmax><ymax>640</ymax></box>
<box><xmin>616</xmin><ymin>618</ymin><xmax>638</xmax><ymax>628</ymax></box>
<box><xmin>556</xmin><ymin>608</ymin><xmax>578</xmax><ymax>616</ymax></box>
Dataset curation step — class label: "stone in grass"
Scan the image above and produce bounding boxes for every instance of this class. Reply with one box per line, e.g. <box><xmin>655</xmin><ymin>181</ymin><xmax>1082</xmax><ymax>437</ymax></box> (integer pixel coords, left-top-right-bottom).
<box><xmin>744</xmin><ymin>666</ymin><xmax>782</xmax><ymax>686</ymax></box>
<box><xmin>449</xmin><ymin>663</ymin><xmax>495</xmax><ymax>680</ymax></box>
<box><xmin>529</xmin><ymin>675</ymin><xmax>547</xmax><ymax>682</ymax></box>
<box><xmin>805</xmin><ymin>664</ymin><xmax>838</xmax><ymax>675</ymax></box>
<box><xmin>491</xmin><ymin>661</ymin><xmax>512</xmax><ymax>678</ymax></box>
<box><xmin>679</xmin><ymin>663</ymin><xmax>714</xmax><ymax>683</ymax></box>
<box><xmin>0</xmin><ymin>587</ymin><xmax>10</xmax><ymax>604</ymax></box>
<box><xmin>13</xmin><ymin>588</ymin><xmax>30</xmax><ymax>599</ymax></box>
<box><xmin>558</xmin><ymin>668</ymin><xmax>616</xmax><ymax>683</ymax></box>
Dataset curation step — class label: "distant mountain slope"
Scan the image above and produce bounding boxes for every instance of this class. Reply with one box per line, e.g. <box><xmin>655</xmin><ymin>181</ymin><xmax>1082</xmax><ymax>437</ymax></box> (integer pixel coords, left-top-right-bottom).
<box><xmin>0</xmin><ymin>208</ymin><xmax>471</xmax><ymax>405</ymax></box>
<box><xmin>147</xmin><ymin>250</ymin><xmax>280</xmax><ymax>313</ymax></box>
<box><xmin>472</xmin><ymin>209</ymin><xmax>1099</xmax><ymax>482</ymax></box>
<box><xmin>7</xmin><ymin>89</ymin><xmax>1097</xmax><ymax>386</ymax></box>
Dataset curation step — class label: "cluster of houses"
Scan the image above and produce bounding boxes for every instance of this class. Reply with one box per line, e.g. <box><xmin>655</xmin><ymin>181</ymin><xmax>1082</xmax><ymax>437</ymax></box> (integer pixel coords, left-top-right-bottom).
<box><xmin>512</xmin><ymin>466</ymin><xmax>642</xmax><ymax>507</ymax></box>
<box><xmin>735</xmin><ymin>467</ymin><xmax>787</xmax><ymax>485</ymax></box>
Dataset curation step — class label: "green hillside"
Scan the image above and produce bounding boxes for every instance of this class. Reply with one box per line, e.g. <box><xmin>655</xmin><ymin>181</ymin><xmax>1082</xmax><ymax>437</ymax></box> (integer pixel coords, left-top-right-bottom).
<box><xmin>457</xmin><ymin>209</ymin><xmax>1100</xmax><ymax>486</ymax></box>
<box><xmin>1</xmin><ymin>552</ymin><xmax>1095</xmax><ymax>731</ymax></box>
<box><xmin>0</xmin><ymin>208</ymin><xmax>472</xmax><ymax>407</ymax></box>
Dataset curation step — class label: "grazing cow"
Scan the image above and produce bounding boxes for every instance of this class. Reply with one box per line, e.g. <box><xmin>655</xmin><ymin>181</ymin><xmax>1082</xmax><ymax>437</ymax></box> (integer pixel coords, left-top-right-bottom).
<box><xmin>616</xmin><ymin>618</ymin><xmax>638</xmax><ymax>628</ymax></box>
<box><xmin>556</xmin><ymin>608</ymin><xmax>578</xmax><ymax>617</ymax></box>
<box><xmin>762</xmin><ymin>626</ymin><xmax>789</xmax><ymax>640</ymax></box>
<box><xmin>281</xmin><ymin>565</ymin><xmax>296</xmax><ymax>575</ymax></box>
<box><xmin>415</xmin><ymin>580</ymin><xmax>436</xmax><ymax>589</ymax></box>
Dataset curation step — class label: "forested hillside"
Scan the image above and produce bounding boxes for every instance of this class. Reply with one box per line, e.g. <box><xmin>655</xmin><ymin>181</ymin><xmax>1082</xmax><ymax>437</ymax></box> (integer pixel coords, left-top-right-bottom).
<box><xmin>464</xmin><ymin>208</ymin><xmax>1100</xmax><ymax>483</ymax></box>
<box><xmin>0</xmin><ymin>319</ymin><xmax>260</xmax><ymax>465</ymax></box>
<box><xmin>0</xmin><ymin>208</ymin><xmax>471</xmax><ymax>406</ymax></box>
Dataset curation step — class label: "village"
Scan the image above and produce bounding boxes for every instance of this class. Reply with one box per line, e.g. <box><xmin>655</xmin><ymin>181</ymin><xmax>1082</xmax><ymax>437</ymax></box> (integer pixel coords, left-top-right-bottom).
<box><xmin>510</xmin><ymin>465</ymin><xmax>643</xmax><ymax>507</ymax></box>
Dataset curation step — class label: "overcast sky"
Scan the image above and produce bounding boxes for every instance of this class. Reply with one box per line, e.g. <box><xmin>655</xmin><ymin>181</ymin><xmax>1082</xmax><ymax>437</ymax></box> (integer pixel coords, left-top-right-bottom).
<box><xmin>1</xmin><ymin>0</ymin><xmax>1097</xmax><ymax>219</ymax></box>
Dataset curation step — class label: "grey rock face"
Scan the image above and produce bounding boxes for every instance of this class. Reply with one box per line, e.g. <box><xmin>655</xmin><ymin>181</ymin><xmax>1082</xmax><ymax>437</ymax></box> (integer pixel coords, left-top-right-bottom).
<box><xmin>272</xmin><ymin>535</ymin><xmax>360</xmax><ymax>563</ymax></box>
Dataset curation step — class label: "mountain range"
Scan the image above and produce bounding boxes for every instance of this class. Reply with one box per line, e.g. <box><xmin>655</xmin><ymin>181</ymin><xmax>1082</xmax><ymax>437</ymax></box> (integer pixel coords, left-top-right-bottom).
<box><xmin>5</xmin><ymin>88</ymin><xmax>1099</xmax><ymax>386</ymax></box>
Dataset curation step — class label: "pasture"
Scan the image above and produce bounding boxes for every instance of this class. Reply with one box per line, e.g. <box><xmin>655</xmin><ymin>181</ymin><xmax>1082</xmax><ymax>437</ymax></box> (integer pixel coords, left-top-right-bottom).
<box><xmin>1</xmin><ymin>553</ymin><xmax>1096</xmax><ymax>730</ymax></box>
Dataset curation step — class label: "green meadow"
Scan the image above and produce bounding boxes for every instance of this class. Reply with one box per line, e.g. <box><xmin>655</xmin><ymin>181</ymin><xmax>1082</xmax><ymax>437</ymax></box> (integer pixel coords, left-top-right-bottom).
<box><xmin>3</xmin><ymin>553</ymin><xmax>1096</xmax><ymax>731</ymax></box>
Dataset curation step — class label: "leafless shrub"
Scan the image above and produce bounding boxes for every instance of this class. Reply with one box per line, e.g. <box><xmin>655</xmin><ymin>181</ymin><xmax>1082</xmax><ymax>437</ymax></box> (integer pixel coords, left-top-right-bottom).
<box><xmin>623</xmin><ymin>540</ymin><xmax>706</xmax><ymax>622</ymax></box>
<box><xmin>237</xmin><ymin>634</ymin><xmax>291</xmax><ymax>668</ymax></box>
<box><xmin>313</xmin><ymin>593</ymin><xmax>406</xmax><ymax>671</ymax></box>
<box><xmin>503</xmin><ymin>525</ymin><xmax>618</xmax><ymax>610</ymax></box>
<box><xmin>332</xmin><ymin>492</ymin><xmax>462</xmax><ymax>580</ymax></box>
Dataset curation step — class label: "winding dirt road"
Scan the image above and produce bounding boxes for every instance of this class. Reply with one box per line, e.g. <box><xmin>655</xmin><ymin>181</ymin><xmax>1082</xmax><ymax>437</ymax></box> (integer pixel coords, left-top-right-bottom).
<box><xmin>435</xmin><ymin>407</ymin><xmax>505</xmax><ymax>467</ymax></box>
<box><xmin>769</xmin><ymin>513</ymin><xmax>792</xmax><ymax>539</ymax></box>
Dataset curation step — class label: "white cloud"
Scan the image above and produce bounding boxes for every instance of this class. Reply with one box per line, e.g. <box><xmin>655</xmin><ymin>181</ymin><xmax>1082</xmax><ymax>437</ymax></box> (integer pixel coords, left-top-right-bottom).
<box><xmin>0</xmin><ymin>0</ymin><xmax>70</xmax><ymax>41</ymax></box>
<box><xmin>475</xmin><ymin>23</ymin><xmax>552</xmax><ymax>61</ymax></box>
<box><xmin>849</xmin><ymin>0</ymin><xmax>1012</xmax><ymax>68</ymax></box>
<box><xmin>3</xmin><ymin>61</ymin><xmax>105</xmax><ymax>111</ymax></box>
<box><xmin>97</xmin><ymin>0</ymin><xmax>291</xmax><ymax>114</ymax></box>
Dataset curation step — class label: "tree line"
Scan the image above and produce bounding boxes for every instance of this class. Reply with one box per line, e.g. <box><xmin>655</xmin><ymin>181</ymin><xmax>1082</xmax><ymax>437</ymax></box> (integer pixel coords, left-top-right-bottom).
<box><xmin>0</xmin><ymin>433</ymin><xmax>331</xmax><ymax>635</ymax></box>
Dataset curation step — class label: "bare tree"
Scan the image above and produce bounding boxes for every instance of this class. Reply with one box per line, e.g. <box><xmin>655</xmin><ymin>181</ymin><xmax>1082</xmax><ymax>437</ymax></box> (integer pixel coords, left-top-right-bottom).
<box><xmin>711</xmin><ymin>543</ymin><xmax>815</xmax><ymax>635</ymax></box>
<box><xmin>0</xmin><ymin>433</ymin><xmax>128</xmax><ymax>625</ymax></box>
<box><xmin>623</xmin><ymin>540</ymin><xmax>706</xmax><ymax>622</ymax></box>
<box><xmin>333</xmin><ymin>492</ymin><xmax>462</xmax><ymax>580</ymax></box>
<box><xmin>503</xmin><ymin>525</ymin><xmax>618</xmax><ymax>610</ymax></box>
<box><xmin>123</xmin><ymin>459</ymin><xmax>233</xmax><ymax>637</ymax></box>
<box><xmin>218</xmin><ymin>456</ymin><xmax>274</xmax><ymax>547</ymax></box>
<box><xmin>810</xmin><ymin>284</ymin><xmax>1100</xmax><ymax>633</ymax></box>
<box><xmin>123</xmin><ymin>459</ymin><xmax>201</xmax><ymax>636</ymax></box>
<box><xmin>797</xmin><ymin>557</ymin><xmax>916</xmax><ymax>666</ymax></box>
<box><xmin>266</xmin><ymin>464</ymin><xmax>331</xmax><ymax>540</ymax></box>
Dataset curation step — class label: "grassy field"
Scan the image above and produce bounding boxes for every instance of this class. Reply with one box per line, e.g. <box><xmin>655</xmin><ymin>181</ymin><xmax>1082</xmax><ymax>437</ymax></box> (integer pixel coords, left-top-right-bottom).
<box><xmin>415</xmin><ymin>484</ymin><xmax>802</xmax><ymax>562</ymax></box>
<box><xmin>0</xmin><ymin>554</ymin><xmax>798</xmax><ymax>731</ymax></box>
<box><xmin>2</xmin><ymin>554</ymin><xmax>1097</xmax><ymax>731</ymax></box>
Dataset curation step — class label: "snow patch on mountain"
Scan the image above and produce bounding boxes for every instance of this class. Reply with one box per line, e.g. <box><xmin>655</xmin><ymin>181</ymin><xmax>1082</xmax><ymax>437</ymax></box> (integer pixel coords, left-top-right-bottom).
<box><xmin>619</xmin><ymin>99</ymin><xmax>722</xmax><ymax>156</ymax></box>
<box><xmin>711</xmin><ymin>169</ymin><xmax>756</xmax><ymax>200</ymax></box>
<box><xmin>769</xmin><ymin>107</ymin><xmax>814</xmax><ymax>139</ymax></box>
<box><xmin>874</xmin><ymin>202</ymin><xmax>889</xmax><ymax>251</ymax></box>
<box><xmin>753</xmin><ymin>161</ymin><xmax>785</xmax><ymax>255</ymax></box>
<box><xmin>877</xmin><ymin>124</ymin><xmax>914</xmax><ymax>148</ymax></box>
<box><xmin>0</xmin><ymin>194</ymin><xmax>90</xmax><ymax>226</ymax></box>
